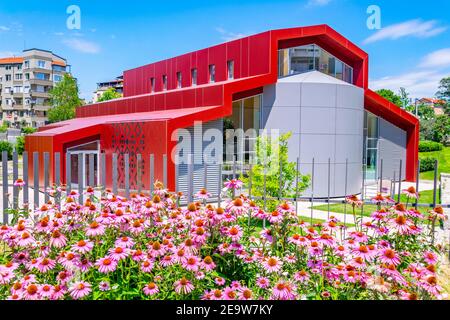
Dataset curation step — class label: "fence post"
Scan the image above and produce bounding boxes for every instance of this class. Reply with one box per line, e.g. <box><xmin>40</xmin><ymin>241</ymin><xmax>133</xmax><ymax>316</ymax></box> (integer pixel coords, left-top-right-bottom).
<box><xmin>12</xmin><ymin>151</ymin><xmax>18</xmax><ymax>210</ymax></box>
<box><xmin>397</xmin><ymin>159</ymin><xmax>403</xmax><ymax>203</ymax></box>
<box><xmin>33</xmin><ymin>152</ymin><xmax>39</xmax><ymax>209</ymax></box>
<box><xmin>218</xmin><ymin>163</ymin><xmax>222</xmax><ymax>207</ymax></box>
<box><xmin>415</xmin><ymin>159</ymin><xmax>420</xmax><ymax>209</ymax></box>
<box><xmin>78</xmin><ymin>153</ymin><xmax>83</xmax><ymax>204</ymax></box>
<box><xmin>188</xmin><ymin>154</ymin><xmax>194</xmax><ymax>203</ymax></box>
<box><xmin>343</xmin><ymin>158</ymin><xmax>348</xmax><ymax>233</ymax></box>
<box><xmin>124</xmin><ymin>153</ymin><xmax>130</xmax><ymax>198</ymax></box>
<box><xmin>88</xmin><ymin>153</ymin><xmax>95</xmax><ymax>187</ymax></box>
<box><xmin>263</xmin><ymin>161</ymin><xmax>267</xmax><ymax>229</ymax></box>
<box><xmin>100</xmin><ymin>153</ymin><xmax>106</xmax><ymax>196</ymax></box>
<box><xmin>2</xmin><ymin>151</ymin><xmax>8</xmax><ymax>223</ymax></box>
<box><xmin>361</xmin><ymin>157</ymin><xmax>366</xmax><ymax>221</ymax></box>
<box><xmin>55</xmin><ymin>152</ymin><xmax>61</xmax><ymax>207</ymax></box>
<box><xmin>432</xmin><ymin>159</ymin><xmax>438</xmax><ymax>245</ymax></box>
<box><xmin>295</xmin><ymin>157</ymin><xmax>300</xmax><ymax>214</ymax></box>
<box><xmin>379</xmin><ymin>159</ymin><xmax>383</xmax><ymax>194</ymax></box>
<box><xmin>327</xmin><ymin>158</ymin><xmax>331</xmax><ymax>219</ymax></box>
<box><xmin>149</xmin><ymin>154</ymin><xmax>154</xmax><ymax>195</ymax></box>
<box><xmin>44</xmin><ymin>152</ymin><xmax>50</xmax><ymax>203</ymax></box>
<box><xmin>137</xmin><ymin>154</ymin><xmax>142</xmax><ymax>193</ymax></box>
<box><xmin>112</xmin><ymin>153</ymin><xmax>118</xmax><ymax>195</ymax></box>
<box><xmin>163</xmin><ymin>154</ymin><xmax>167</xmax><ymax>188</ymax></box>
<box><xmin>310</xmin><ymin>158</ymin><xmax>315</xmax><ymax>224</ymax></box>
<box><xmin>391</xmin><ymin>171</ymin><xmax>396</xmax><ymax>199</ymax></box>
<box><xmin>232</xmin><ymin>156</ymin><xmax>237</xmax><ymax>199</ymax></box>
<box><xmin>23</xmin><ymin>152</ymin><xmax>29</xmax><ymax>210</ymax></box>
<box><xmin>66</xmin><ymin>153</ymin><xmax>71</xmax><ymax>195</ymax></box>
<box><xmin>278</xmin><ymin>160</ymin><xmax>283</xmax><ymax>200</ymax></box>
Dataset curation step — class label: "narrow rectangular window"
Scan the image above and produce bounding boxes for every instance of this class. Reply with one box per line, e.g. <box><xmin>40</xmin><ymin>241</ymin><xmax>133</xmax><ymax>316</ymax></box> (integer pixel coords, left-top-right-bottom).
<box><xmin>227</xmin><ymin>60</ymin><xmax>234</xmax><ymax>80</ymax></box>
<box><xmin>150</xmin><ymin>77</ymin><xmax>155</xmax><ymax>93</ymax></box>
<box><xmin>191</xmin><ymin>68</ymin><xmax>197</xmax><ymax>86</ymax></box>
<box><xmin>176</xmin><ymin>72</ymin><xmax>182</xmax><ymax>89</ymax></box>
<box><xmin>209</xmin><ymin>64</ymin><xmax>215</xmax><ymax>83</ymax></box>
<box><xmin>162</xmin><ymin>75</ymin><xmax>167</xmax><ymax>91</ymax></box>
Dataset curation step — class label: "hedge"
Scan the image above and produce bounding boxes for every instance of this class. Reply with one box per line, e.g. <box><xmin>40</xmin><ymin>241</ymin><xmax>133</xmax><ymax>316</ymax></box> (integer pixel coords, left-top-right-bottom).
<box><xmin>420</xmin><ymin>157</ymin><xmax>437</xmax><ymax>172</ymax></box>
<box><xmin>419</xmin><ymin>140</ymin><xmax>443</xmax><ymax>152</ymax></box>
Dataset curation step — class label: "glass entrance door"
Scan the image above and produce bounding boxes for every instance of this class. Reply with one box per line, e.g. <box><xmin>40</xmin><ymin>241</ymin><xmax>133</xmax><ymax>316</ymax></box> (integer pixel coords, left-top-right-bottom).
<box><xmin>363</xmin><ymin>112</ymin><xmax>379</xmax><ymax>182</ymax></box>
<box><xmin>67</xmin><ymin>141</ymin><xmax>100</xmax><ymax>189</ymax></box>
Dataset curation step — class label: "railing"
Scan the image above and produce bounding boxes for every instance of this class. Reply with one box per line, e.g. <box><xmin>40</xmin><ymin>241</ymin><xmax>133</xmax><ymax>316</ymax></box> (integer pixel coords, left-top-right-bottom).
<box><xmin>0</xmin><ymin>151</ymin><xmax>448</xmax><ymax>227</ymax></box>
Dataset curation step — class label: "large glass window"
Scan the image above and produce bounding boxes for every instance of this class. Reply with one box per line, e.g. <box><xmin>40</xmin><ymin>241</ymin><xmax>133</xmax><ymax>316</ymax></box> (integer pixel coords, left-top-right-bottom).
<box><xmin>224</xmin><ymin>95</ymin><xmax>261</xmax><ymax>164</ymax></box>
<box><xmin>364</xmin><ymin>111</ymin><xmax>379</xmax><ymax>181</ymax></box>
<box><xmin>278</xmin><ymin>44</ymin><xmax>353</xmax><ymax>84</ymax></box>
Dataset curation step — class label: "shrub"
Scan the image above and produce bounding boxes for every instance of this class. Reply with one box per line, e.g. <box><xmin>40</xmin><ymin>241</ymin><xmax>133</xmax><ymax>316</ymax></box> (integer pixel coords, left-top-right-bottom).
<box><xmin>419</xmin><ymin>140</ymin><xmax>443</xmax><ymax>152</ymax></box>
<box><xmin>420</xmin><ymin>157</ymin><xmax>437</xmax><ymax>172</ymax></box>
<box><xmin>0</xmin><ymin>140</ymin><xmax>13</xmax><ymax>160</ymax></box>
<box><xmin>15</xmin><ymin>136</ymin><xmax>25</xmax><ymax>155</ymax></box>
<box><xmin>21</xmin><ymin>127</ymin><xmax>37</xmax><ymax>135</ymax></box>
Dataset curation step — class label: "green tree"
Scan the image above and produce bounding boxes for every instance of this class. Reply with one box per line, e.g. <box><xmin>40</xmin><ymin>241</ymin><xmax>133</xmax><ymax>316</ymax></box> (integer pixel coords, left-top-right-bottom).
<box><xmin>241</xmin><ymin>132</ymin><xmax>310</xmax><ymax>211</ymax></box>
<box><xmin>0</xmin><ymin>141</ymin><xmax>13</xmax><ymax>160</ymax></box>
<box><xmin>436</xmin><ymin>77</ymin><xmax>450</xmax><ymax>101</ymax></box>
<box><xmin>21</xmin><ymin>127</ymin><xmax>37</xmax><ymax>135</ymax></box>
<box><xmin>48</xmin><ymin>74</ymin><xmax>81</xmax><ymax>123</ymax></box>
<box><xmin>406</xmin><ymin>104</ymin><xmax>435</xmax><ymax>120</ymax></box>
<box><xmin>376</xmin><ymin>89</ymin><xmax>403</xmax><ymax>107</ymax></box>
<box><xmin>97</xmin><ymin>87</ymin><xmax>122</xmax><ymax>102</ymax></box>
<box><xmin>15</xmin><ymin>136</ymin><xmax>25</xmax><ymax>155</ymax></box>
<box><xmin>399</xmin><ymin>87</ymin><xmax>410</xmax><ymax>108</ymax></box>
<box><xmin>431</xmin><ymin>115</ymin><xmax>450</xmax><ymax>145</ymax></box>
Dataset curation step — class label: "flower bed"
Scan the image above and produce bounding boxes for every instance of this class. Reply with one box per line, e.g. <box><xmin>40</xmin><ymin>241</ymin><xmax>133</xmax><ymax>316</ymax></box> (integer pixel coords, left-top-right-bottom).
<box><xmin>0</xmin><ymin>181</ymin><xmax>447</xmax><ymax>300</ymax></box>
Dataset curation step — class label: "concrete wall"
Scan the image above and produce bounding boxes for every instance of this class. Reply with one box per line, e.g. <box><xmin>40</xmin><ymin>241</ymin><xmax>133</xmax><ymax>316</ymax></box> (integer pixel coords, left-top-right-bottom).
<box><xmin>378</xmin><ymin>118</ymin><xmax>406</xmax><ymax>180</ymax></box>
<box><xmin>262</xmin><ymin>71</ymin><xmax>364</xmax><ymax>198</ymax></box>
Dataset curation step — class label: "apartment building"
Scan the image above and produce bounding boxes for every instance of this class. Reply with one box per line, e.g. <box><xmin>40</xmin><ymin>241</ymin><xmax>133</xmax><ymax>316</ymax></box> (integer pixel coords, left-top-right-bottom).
<box><xmin>92</xmin><ymin>76</ymin><xmax>124</xmax><ymax>103</ymax></box>
<box><xmin>0</xmin><ymin>49</ymin><xmax>70</xmax><ymax>128</ymax></box>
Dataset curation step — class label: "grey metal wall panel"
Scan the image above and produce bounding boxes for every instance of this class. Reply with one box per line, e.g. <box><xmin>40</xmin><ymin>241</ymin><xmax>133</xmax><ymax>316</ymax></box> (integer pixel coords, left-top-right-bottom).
<box><xmin>262</xmin><ymin>72</ymin><xmax>364</xmax><ymax>197</ymax></box>
<box><xmin>378</xmin><ymin>118</ymin><xmax>407</xmax><ymax>180</ymax></box>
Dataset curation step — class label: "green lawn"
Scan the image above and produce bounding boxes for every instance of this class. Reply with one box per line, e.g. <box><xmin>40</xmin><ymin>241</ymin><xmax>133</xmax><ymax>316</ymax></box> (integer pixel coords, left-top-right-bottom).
<box><xmin>311</xmin><ymin>189</ymin><xmax>440</xmax><ymax>217</ymax></box>
<box><xmin>419</xmin><ymin>147</ymin><xmax>450</xmax><ymax>180</ymax></box>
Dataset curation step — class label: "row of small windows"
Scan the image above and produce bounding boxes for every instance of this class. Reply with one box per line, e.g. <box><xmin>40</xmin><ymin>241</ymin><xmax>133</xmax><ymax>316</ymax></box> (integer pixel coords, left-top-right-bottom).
<box><xmin>149</xmin><ymin>60</ymin><xmax>234</xmax><ymax>93</ymax></box>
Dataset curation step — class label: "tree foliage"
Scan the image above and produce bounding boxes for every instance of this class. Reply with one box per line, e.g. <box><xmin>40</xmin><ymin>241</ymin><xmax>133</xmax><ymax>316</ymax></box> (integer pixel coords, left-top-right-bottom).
<box><xmin>241</xmin><ymin>132</ymin><xmax>310</xmax><ymax>211</ymax></box>
<box><xmin>405</xmin><ymin>104</ymin><xmax>435</xmax><ymax>120</ymax></box>
<box><xmin>97</xmin><ymin>87</ymin><xmax>122</xmax><ymax>102</ymax></box>
<box><xmin>375</xmin><ymin>89</ymin><xmax>403</xmax><ymax>107</ymax></box>
<box><xmin>48</xmin><ymin>74</ymin><xmax>81</xmax><ymax>123</ymax></box>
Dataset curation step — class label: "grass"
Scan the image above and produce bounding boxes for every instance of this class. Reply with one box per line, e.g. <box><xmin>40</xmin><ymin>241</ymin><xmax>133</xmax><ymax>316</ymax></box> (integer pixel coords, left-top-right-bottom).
<box><xmin>311</xmin><ymin>189</ymin><xmax>441</xmax><ymax>217</ymax></box>
<box><xmin>419</xmin><ymin>146</ymin><xmax>450</xmax><ymax>180</ymax></box>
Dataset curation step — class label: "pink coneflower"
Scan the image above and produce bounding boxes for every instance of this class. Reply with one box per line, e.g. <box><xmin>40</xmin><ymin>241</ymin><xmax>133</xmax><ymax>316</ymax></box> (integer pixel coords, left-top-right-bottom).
<box><xmin>59</xmin><ymin>252</ymin><xmax>79</xmax><ymax>270</ymax></box>
<box><xmin>423</xmin><ymin>251</ymin><xmax>438</xmax><ymax>265</ymax></box>
<box><xmin>224</xmin><ymin>179</ymin><xmax>243</xmax><ymax>190</ymax></box>
<box><xmin>78</xmin><ymin>258</ymin><xmax>93</xmax><ymax>272</ymax></box>
<box><xmin>201</xmin><ymin>256</ymin><xmax>216</xmax><ymax>271</ymax></box>
<box><xmin>268</xmin><ymin>210</ymin><xmax>284</xmax><ymax>224</ymax></box>
<box><xmin>37</xmin><ymin>257</ymin><xmax>56</xmax><ymax>273</ymax></box>
<box><xmin>140</xmin><ymin>260</ymin><xmax>154</xmax><ymax>273</ymax></box>
<box><xmin>174</xmin><ymin>277</ymin><xmax>194</xmax><ymax>295</ymax></box>
<box><xmin>148</xmin><ymin>241</ymin><xmax>165</xmax><ymax>257</ymax></box>
<box><xmin>129</xmin><ymin>220</ymin><xmax>145</xmax><ymax>234</ymax></box>
<box><xmin>227</xmin><ymin>225</ymin><xmax>243</xmax><ymax>242</ymax></box>
<box><xmin>0</xmin><ymin>269</ymin><xmax>14</xmax><ymax>284</ymax></box>
<box><xmin>99</xmin><ymin>281</ymin><xmax>110</xmax><ymax>291</ymax></box>
<box><xmin>226</xmin><ymin>197</ymin><xmax>247</xmax><ymax>215</ymax></box>
<box><xmin>420</xmin><ymin>275</ymin><xmax>442</xmax><ymax>296</ymax></box>
<box><xmin>69</xmin><ymin>281</ymin><xmax>91</xmax><ymax>300</ymax></box>
<box><xmin>85</xmin><ymin>221</ymin><xmax>106</xmax><ymax>237</ymax></box>
<box><xmin>195</xmin><ymin>271</ymin><xmax>205</xmax><ymax>280</ymax></box>
<box><xmin>160</xmin><ymin>255</ymin><xmax>175</xmax><ymax>267</ymax></box>
<box><xmin>14</xmin><ymin>179</ymin><xmax>26</xmax><ymax>188</ymax></box>
<box><xmin>346</xmin><ymin>195</ymin><xmax>362</xmax><ymax>207</ymax></box>
<box><xmin>115</xmin><ymin>236</ymin><xmax>135</xmax><ymax>248</ymax></box>
<box><xmin>379</xmin><ymin>248</ymin><xmax>401</xmax><ymax>266</ymax></box>
<box><xmin>195</xmin><ymin>188</ymin><xmax>211</xmax><ymax>200</ymax></box>
<box><xmin>108</xmin><ymin>246</ymin><xmax>129</xmax><ymax>261</ymax></box>
<box><xmin>271</xmin><ymin>281</ymin><xmax>294</xmax><ymax>300</ymax></box>
<box><xmin>371</xmin><ymin>193</ymin><xmax>386</xmax><ymax>204</ymax></box>
<box><xmin>223</xmin><ymin>287</ymin><xmax>237</xmax><ymax>300</ymax></box>
<box><xmin>209</xmin><ymin>289</ymin><xmax>223</xmax><ymax>300</ymax></box>
<box><xmin>38</xmin><ymin>284</ymin><xmax>54</xmax><ymax>299</ymax></box>
<box><xmin>353</xmin><ymin>245</ymin><xmax>376</xmax><ymax>261</ymax></box>
<box><xmin>24</xmin><ymin>284</ymin><xmax>40</xmax><ymax>300</ymax></box>
<box><xmin>191</xmin><ymin>226</ymin><xmax>208</xmax><ymax>244</ymax></box>
<box><xmin>95</xmin><ymin>257</ymin><xmax>118</xmax><ymax>273</ymax></box>
<box><xmin>367</xmin><ymin>276</ymin><xmax>391</xmax><ymax>293</ymax></box>
<box><xmin>17</xmin><ymin>232</ymin><xmax>35</xmax><ymax>247</ymax></box>
<box><xmin>294</xmin><ymin>270</ymin><xmax>310</xmax><ymax>283</ymax></box>
<box><xmin>215</xmin><ymin>277</ymin><xmax>226</xmax><ymax>286</ymax></box>
<box><xmin>402</xmin><ymin>186</ymin><xmax>418</xmax><ymax>199</ymax></box>
<box><xmin>183</xmin><ymin>255</ymin><xmax>200</xmax><ymax>272</ymax></box>
<box><xmin>143</xmin><ymin>282</ymin><xmax>159</xmax><ymax>296</ymax></box>
<box><xmin>256</xmin><ymin>277</ymin><xmax>270</xmax><ymax>289</ymax></box>
<box><xmin>321</xmin><ymin>291</ymin><xmax>331</xmax><ymax>299</ymax></box>
<box><xmin>277</xmin><ymin>201</ymin><xmax>295</xmax><ymax>215</ymax></box>
<box><xmin>288</xmin><ymin>234</ymin><xmax>309</xmax><ymax>247</ymax></box>
<box><xmin>349</xmin><ymin>231</ymin><xmax>368</xmax><ymax>243</ymax></box>
<box><xmin>262</xmin><ymin>256</ymin><xmax>282</xmax><ymax>273</ymax></box>
<box><xmin>131</xmin><ymin>249</ymin><xmax>146</xmax><ymax>262</ymax></box>
<box><xmin>71</xmin><ymin>239</ymin><xmax>94</xmax><ymax>254</ymax></box>
<box><xmin>430</xmin><ymin>206</ymin><xmax>447</xmax><ymax>220</ymax></box>
<box><xmin>390</xmin><ymin>214</ymin><xmax>411</xmax><ymax>234</ymax></box>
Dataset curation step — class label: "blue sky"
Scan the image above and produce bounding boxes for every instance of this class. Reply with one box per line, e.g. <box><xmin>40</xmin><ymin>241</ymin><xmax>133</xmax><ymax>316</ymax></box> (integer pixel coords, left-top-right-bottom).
<box><xmin>1</xmin><ymin>0</ymin><xmax>449</xmax><ymax>101</ymax></box>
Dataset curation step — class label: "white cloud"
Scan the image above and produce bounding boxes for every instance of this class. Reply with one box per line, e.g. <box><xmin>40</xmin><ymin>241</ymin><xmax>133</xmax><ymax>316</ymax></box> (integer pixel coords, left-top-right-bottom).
<box><xmin>370</xmin><ymin>70</ymin><xmax>446</xmax><ymax>99</ymax></box>
<box><xmin>420</xmin><ymin>48</ymin><xmax>450</xmax><ymax>68</ymax></box>
<box><xmin>306</xmin><ymin>0</ymin><xmax>332</xmax><ymax>6</ymax></box>
<box><xmin>363</xmin><ymin>19</ymin><xmax>446</xmax><ymax>44</ymax></box>
<box><xmin>0</xmin><ymin>26</ymin><xmax>10</xmax><ymax>32</ymax></box>
<box><xmin>63</xmin><ymin>38</ymin><xmax>101</xmax><ymax>54</ymax></box>
<box><xmin>54</xmin><ymin>32</ymin><xmax>64</xmax><ymax>36</ymax></box>
<box><xmin>215</xmin><ymin>27</ymin><xmax>249</xmax><ymax>41</ymax></box>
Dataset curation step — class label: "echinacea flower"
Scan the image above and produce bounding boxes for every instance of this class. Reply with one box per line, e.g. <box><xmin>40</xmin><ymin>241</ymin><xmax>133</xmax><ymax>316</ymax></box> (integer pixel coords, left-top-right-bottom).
<box><xmin>227</xmin><ymin>225</ymin><xmax>243</xmax><ymax>242</ymax></box>
<box><xmin>14</xmin><ymin>179</ymin><xmax>26</xmax><ymax>188</ymax></box>
<box><xmin>256</xmin><ymin>277</ymin><xmax>270</xmax><ymax>289</ymax></box>
<box><xmin>379</xmin><ymin>248</ymin><xmax>401</xmax><ymax>266</ymax></box>
<box><xmin>174</xmin><ymin>277</ymin><xmax>194</xmax><ymax>295</ymax></box>
<box><xmin>195</xmin><ymin>189</ymin><xmax>211</xmax><ymax>200</ymax></box>
<box><xmin>224</xmin><ymin>179</ymin><xmax>243</xmax><ymax>190</ymax></box>
<box><xmin>69</xmin><ymin>281</ymin><xmax>91</xmax><ymax>300</ymax></box>
<box><xmin>402</xmin><ymin>186</ymin><xmax>418</xmax><ymax>199</ymax></box>
<box><xmin>143</xmin><ymin>282</ymin><xmax>159</xmax><ymax>296</ymax></box>
<box><xmin>71</xmin><ymin>240</ymin><xmax>94</xmax><ymax>254</ymax></box>
<box><xmin>99</xmin><ymin>281</ymin><xmax>110</xmax><ymax>291</ymax></box>
<box><xmin>423</xmin><ymin>251</ymin><xmax>438</xmax><ymax>265</ymax></box>
<box><xmin>95</xmin><ymin>257</ymin><xmax>118</xmax><ymax>273</ymax></box>
<box><xmin>262</xmin><ymin>256</ymin><xmax>282</xmax><ymax>273</ymax></box>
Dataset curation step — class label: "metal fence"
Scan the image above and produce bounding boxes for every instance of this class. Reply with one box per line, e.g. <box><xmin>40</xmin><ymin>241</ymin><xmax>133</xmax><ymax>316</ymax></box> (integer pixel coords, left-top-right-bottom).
<box><xmin>0</xmin><ymin>151</ymin><xmax>449</xmax><ymax>226</ymax></box>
